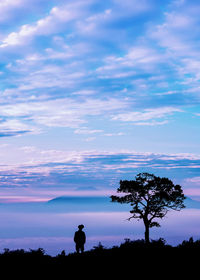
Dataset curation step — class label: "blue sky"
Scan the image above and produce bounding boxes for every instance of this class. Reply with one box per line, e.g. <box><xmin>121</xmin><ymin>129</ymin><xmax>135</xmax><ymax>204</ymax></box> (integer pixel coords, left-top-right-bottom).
<box><xmin>0</xmin><ymin>0</ymin><xmax>200</xmax><ymax>201</ymax></box>
<box><xmin>1</xmin><ymin>0</ymin><xmax>200</xmax><ymax>255</ymax></box>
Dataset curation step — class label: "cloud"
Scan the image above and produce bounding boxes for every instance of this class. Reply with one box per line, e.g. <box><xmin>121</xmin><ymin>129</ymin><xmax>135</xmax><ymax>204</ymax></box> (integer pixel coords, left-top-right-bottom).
<box><xmin>132</xmin><ymin>120</ymin><xmax>169</xmax><ymax>126</ymax></box>
<box><xmin>112</xmin><ymin>107</ymin><xmax>182</xmax><ymax>125</ymax></box>
<box><xmin>74</xmin><ymin>128</ymin><xmax>103</xmax><ymax>135</ymax></box>
<box><xmin>76</xmin><ymin>0</ymin><xmax>152</xmax><ymax>37</ymax></box>
<box><xmin>0</xmin><ymin>147</ymin><xmax>200</xmax><ymax>195</ymax></box>
<box><xmin>0</xmin><ymin>0</ymin><xmax>199</xmax><ymax>191</ymax></box>
<box><xmin>77</xmin><ymin>9</ymin><xmax>112</xmax><ymax>35</ymax></box>
<box><xmin>0</xmin><ymin>1</ymin><xmax>87</xmax><ymax>48</ymax></box>
<box><xmin>112</xmin><ymin>0</ymin><xmax>151</xmax><ymax>14</ymax></box>
<box><xmin>185</xmin><ymin>177</ymin><xmax>200</xmax><ymax>185</ymax></box>
<box><xmin>104</xmin><ymin>132</ymin><xmax>125</xmax><ymax>137</ymax></box>
<box><xmin>0</xmin><ymin>0</ymin><xmax>25</xmax><ymax>22</ymax></box>
<box><xmin>151</xmin><ymin>3</ymin><xmax>199</xmax><ymax>53</ymax></box>
<box><xmin>148</xmin><ymin>0</ymin><xmax>200</xmax><ymax>93</ymax></box>
<box><xmin>0</xmin><ymin>97</ymin><xmax>127</xmax><ymax>132</ymax></box>
<box><xmin>96</xmin><ymin>46</ymin><xmax>165</xmax><ymax>80</ymax></box>
<box><xmin>85</xmin><ymin>137</ymin><xmax>96</xmax><ymax>142</ymax></box>
<box><xmin>0</xmin><ymin>119</ymin><xmax>38</xmax><ymax>137</ymax></box>
<box><xmin>0</xmin><ymin>97</ymin><xmax>182</xmax><ymax>136</ymax></box>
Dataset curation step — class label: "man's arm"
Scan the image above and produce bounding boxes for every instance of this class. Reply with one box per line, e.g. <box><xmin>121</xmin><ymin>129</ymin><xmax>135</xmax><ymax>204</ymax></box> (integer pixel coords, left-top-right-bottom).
<box><xmin>74</xmin><ymin>232</ymin><xmax>77</xmax><ymax>242</ymax></box>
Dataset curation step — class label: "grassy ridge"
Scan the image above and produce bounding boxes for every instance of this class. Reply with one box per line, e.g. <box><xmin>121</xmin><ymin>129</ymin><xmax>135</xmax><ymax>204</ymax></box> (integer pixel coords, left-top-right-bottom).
<box><xmin>0</xmin><ymin>237</ymin><xmax>199</xmax><ymax>276</ymax></box>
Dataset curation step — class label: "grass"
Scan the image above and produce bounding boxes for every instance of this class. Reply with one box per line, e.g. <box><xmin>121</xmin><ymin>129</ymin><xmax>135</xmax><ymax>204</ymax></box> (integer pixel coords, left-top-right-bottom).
<box><xmin>0</xmin><ymin>237</ymin><xmax>199</xmax><ymax>277</ymax></box>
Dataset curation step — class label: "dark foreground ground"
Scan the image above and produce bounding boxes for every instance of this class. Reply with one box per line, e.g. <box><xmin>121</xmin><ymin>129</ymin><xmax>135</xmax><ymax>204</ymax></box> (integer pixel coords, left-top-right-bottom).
<box><xmin>0</xmin><ymin>238</ymin><xmax>199</xmax><ymax>277</ymax></box>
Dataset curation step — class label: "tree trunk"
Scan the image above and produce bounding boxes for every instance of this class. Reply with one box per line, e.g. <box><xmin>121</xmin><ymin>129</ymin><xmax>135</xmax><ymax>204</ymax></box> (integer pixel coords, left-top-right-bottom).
<box><xmin>144</xmin><ymin>223</ymin><xmax>150</xmax><ymax>244</ymax></box>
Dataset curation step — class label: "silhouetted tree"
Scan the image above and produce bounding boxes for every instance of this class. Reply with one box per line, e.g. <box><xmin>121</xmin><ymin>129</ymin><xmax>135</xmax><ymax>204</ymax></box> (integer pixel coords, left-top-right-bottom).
<box><xmin>111</xmin><ymin>172</ymin><xmax>186</xmax><ymax>243</ymax></box>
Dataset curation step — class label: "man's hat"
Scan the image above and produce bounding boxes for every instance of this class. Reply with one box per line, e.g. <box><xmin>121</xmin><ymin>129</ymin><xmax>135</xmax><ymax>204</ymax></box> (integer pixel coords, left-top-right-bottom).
<box><xmin>78</xmin><ymin>224</ymin><xmax>84</xmax><ymax>229</ymax></box>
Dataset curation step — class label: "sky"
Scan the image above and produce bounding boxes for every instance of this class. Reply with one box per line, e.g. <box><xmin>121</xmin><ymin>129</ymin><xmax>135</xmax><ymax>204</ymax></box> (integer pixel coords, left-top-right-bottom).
<box><xmin>0</xmin><ymin>0</ymin><xmax>200</xmax><ymax>254</ymax></box>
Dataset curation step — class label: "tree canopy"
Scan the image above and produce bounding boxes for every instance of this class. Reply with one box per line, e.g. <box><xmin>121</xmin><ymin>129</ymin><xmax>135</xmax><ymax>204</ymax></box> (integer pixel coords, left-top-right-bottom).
<box><xmin>111</xmin><ymin>172</ymin><xmax>186</xmax><ymax>243</ymax></box>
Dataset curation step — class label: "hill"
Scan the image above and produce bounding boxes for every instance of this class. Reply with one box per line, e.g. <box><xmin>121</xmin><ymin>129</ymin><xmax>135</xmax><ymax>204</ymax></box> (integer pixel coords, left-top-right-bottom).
<box><xmin>0</xmin><ymin>238</ymin><xmax>199</xmax><ymax>277</ymax></box>
<box><xmin>46</xmin><ymin>195</ymin><xmax>130</xmax><ymax>212</ymax></box>
<box><xmin>47</xmin><ymin>195</ymin><xmax>200</xmax><ymax>211</ymax></box>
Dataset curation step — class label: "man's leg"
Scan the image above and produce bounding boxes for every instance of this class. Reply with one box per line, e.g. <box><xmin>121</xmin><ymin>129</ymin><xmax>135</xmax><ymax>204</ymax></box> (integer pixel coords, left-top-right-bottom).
<box><xmin>80</xmin><ymin>244</ymin><xmax>84</xmax><ymax>253</ymax></box>
<box><xmin>76</xmin><ymin>244</ymin><xmax>80</xmax><ymax>253</ymax></box>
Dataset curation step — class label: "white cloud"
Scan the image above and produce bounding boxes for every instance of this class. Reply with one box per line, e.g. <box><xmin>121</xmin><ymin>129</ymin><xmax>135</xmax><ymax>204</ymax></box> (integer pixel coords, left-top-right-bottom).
<box><xmin>0</xmin><ymin>0</ymin><xmax>22</xmax><ymax>8</ymax></box>
<box><xmin>0</xmin><ymin>119</ymin><xmax>39</xmax><ymax>136</ymax></box>
<box><xmin>77</xmin><ymin>9</ymin><xmax>112</xmax><ymax>35</ymax></box>
<box><xmin>74</xmin><ymin>128</ymin><xmax>103</xmax><ymax>135</ymax></box>
<box><xmin>112</xmin><ymin>0</ymin><xmax>152</xmax><ymax>15</ymax></box>
<box><xmin>0</xmin><ymin>2</ymin><xmax>86</xmax><ymax>48</ymax></box>
<box><xmin>96</xmin><ymin>46</ymin><xmax>165</xmax><ymax>80</ymax></box>
<box><xmin>0</xmin><ymin>97</ymin><xmax>127</xmax><ymax>129</ymax></box>
<box><xmin>0</xmin><ymin>0</ymin><xmax>24</xmax><ymax>21</ymax></box>
<box><xmin>0</xmin><ymin>146</ymin><xmax>200</xmax><ymax>188</ymax></box>
<box><xmin>76</xmin><ymin>0</ymin><xmax>151</xmax><ymax>36</ymax></box>
<box><xmin>147</xmin><ymin>2</ymin><xmax>200</xmax><ymax>94</ymax></box>
<box><xmin>112</xmin><ymin>107</ymin><xmax>182</xmax><ymax>124</ymax></box>
<box><xmin>149</xmin><ymin>3</ymin><xmax>200</xmax><ymax>63</ymax></box>
<box><xmin>104</xmin><ymin>132</ymin><xmax>125</xmax><ymax>137</ymax></box>
<box><xmin>85</xmin><ymin>137</ymin><xmax>96</xmax><ymax>142</ymax></box>
<box><xmin>16</xmin><ymin>42</ymin><xmax>90</xmax><ymax>64</ymax></box>
<box><xmin>133</xmin><ymin>120</ymin><xmax>169</xmax><ymax>126</ymax></box>
<box><xmin>185</xmin><ymin>177</ymin><xmax>200</xmax><ymax>185</ymax></box>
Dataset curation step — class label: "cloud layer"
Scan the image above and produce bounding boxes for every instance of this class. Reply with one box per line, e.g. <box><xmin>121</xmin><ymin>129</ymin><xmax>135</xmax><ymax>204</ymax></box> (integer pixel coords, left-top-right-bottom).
<box><xmin>0</xmin><ymin>145</ymin><xmax>200</xmax><ymax>202</ymax></box>
<box><xmin>0</xmin><ymin>0</ymin><xmax>200</xmax><ymax>196</ymax></box>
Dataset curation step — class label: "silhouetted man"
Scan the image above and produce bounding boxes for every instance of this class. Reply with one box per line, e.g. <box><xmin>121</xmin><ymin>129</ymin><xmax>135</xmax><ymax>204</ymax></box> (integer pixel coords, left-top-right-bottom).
<box><xmin>74</xmin><ymin>224</ymin><xmax>86</xmax><ymax>253</ymax></box>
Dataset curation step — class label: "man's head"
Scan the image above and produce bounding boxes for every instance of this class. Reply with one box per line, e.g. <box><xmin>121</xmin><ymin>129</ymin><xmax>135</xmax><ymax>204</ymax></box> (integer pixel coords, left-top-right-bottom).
<box><xmin>78</xmin><ymin>224</ymin><xmax>84</xmax><ymax>230</ymax></box>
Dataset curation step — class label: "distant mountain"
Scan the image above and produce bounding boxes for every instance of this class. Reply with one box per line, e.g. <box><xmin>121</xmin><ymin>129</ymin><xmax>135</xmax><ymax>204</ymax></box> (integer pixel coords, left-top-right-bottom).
<box><xmin>47</xmin><ymin>196</ymin><xmax>130</xmax><ymax>212</ymax></box>
<box><xmin>0</xmin><ymin>195</ymin><xmax>198</xmax><ymax>214</ymax></box>
<box><xmin>47</xmin><ymin>196</ymin><xmax>111</xmax><ymax>204</ymax></box>
<box><xmin>47</xmin><ymin>196</ymin><xmax>200</xmax><ymax>211</ymax></box>
<box><xmin>184</xmin><ymin>197</ymin><xmax>200</xmax><ymax>209</ymax></box>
